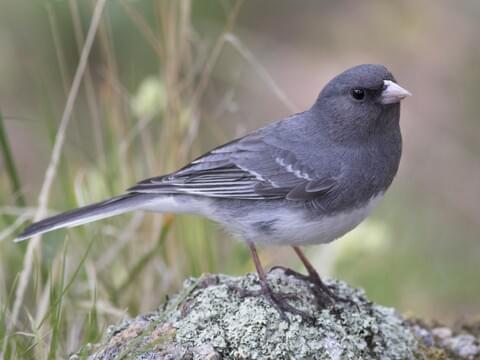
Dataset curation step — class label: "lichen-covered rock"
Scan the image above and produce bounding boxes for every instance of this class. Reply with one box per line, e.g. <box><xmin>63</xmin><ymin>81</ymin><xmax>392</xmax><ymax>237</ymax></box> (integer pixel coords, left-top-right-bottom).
<box><xmin>74</xmin><ymin>271</ymin><xmax>480</xmax><ymax>359</ymax></box>
<box><xmin>409</xmin><ymin>319</ymin><xmax>480</xmax><ymax>359</ymax></box>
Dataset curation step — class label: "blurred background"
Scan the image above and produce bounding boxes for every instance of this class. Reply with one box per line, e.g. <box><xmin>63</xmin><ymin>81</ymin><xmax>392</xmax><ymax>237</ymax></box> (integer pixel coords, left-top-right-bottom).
<box><xmin>0</xmin><ymin>0</ymin><xmax>479</xmax><ymax>357</ymax></box>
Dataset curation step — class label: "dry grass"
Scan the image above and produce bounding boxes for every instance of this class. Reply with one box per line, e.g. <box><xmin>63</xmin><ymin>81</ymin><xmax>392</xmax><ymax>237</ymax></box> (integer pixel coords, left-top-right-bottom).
<box><xmin>0</xmin><ymin>1</ymin><xmax>254</xmax><ymax>358</ymax></box>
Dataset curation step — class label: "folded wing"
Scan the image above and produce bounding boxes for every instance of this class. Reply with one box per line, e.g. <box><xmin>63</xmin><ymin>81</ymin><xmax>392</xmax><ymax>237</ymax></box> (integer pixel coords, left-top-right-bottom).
<box><xmin>128</xmin><ymin>134</ymin><xmax>338</xmax><ymax>202</ymax></box>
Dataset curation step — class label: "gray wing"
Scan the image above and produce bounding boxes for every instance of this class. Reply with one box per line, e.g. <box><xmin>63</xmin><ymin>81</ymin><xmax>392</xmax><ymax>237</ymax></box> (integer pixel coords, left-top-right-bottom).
<box><xmin>127</xmin><ymin>134</ymin><xmax>338</xmax><ymax>202</ymax></box>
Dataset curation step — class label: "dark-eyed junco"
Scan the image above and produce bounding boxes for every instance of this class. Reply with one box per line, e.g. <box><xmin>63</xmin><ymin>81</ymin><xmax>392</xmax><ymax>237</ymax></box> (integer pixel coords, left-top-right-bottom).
<box><xmin>17</xmin><ymin>64</ymin><xmax>411</xmax><ymax>320</ymax></box>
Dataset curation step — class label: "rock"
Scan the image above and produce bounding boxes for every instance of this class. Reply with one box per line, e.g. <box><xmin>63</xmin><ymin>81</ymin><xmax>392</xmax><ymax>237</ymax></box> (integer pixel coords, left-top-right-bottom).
<box><xmin>432</xmin><ymin>327</ymin><xmax>453</xmax><ymax>340</ymax></box>
<box><xmin>73</xmin><ymin>271</ymin><xmax>480</xmax><ymax>360</ymax></box>
<box><xmin>444</xmin><ymin>334</ymin><xmax>479</xmax><ymax>358</ymax></box>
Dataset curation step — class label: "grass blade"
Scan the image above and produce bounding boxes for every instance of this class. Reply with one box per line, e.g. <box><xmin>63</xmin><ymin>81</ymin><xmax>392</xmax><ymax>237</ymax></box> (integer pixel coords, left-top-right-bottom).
<box><xmin>0</xmin><ymin>112</ymin><xmax>26</xmax><ymax>207</ymax></box>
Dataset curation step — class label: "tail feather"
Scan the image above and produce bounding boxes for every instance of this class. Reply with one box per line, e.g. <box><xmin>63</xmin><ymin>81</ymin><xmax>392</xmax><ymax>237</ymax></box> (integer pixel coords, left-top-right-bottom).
<box><xmin>16</xmin><ymin>193</ymin><xmax>148</xmax><ymax>242</ymax></box>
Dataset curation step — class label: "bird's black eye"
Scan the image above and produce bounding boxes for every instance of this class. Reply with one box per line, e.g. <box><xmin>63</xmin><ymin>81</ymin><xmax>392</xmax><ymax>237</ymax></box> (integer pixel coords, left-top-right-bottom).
<box><xmin>350</xmin><ymin>88</ymin><xmax>366</xmax><ymax>101</ymax></box>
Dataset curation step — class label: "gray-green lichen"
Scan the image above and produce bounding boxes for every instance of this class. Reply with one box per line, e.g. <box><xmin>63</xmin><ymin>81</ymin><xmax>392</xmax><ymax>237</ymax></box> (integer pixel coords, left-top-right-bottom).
<box><xmin>172</xmin><ymin>271</ymin><xmax>418</xmax><ymax>359</ymax></box>
<box><xmin>80</xmin><ymin>270</ymin><xmax>425</xmax><ymax>359</ymax></box>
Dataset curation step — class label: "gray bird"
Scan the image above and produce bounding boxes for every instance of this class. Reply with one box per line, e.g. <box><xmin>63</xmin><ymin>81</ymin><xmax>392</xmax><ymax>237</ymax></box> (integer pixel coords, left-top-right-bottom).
<box><xmin>17</xmin><ymin>64</ymin><xmax>411</xmax><ymax>321</ymax></box>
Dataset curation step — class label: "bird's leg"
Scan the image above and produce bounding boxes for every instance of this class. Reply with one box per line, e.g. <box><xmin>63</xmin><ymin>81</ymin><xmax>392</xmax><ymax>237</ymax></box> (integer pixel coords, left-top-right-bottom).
<box><xmin>231</xmin><ymin>242</ymin><xmax>314</xmax><ymax>323</ymax></box>
<box><xmin>277</xmin><ymin>246</ymin><xmax>355</xmax><ymax>308</ymax></box>
<box><xmin>293</xmin><ymin>246</ymin><xmax>337</xmax><ymax>305</ymax></box>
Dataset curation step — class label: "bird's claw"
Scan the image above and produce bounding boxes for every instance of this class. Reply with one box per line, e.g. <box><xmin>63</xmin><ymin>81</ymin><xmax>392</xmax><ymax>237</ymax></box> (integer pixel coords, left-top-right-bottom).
<box><xmin>228</xmin><ymin>284</ymin><xmax>315</xmax><ymax>324</ymax></box>
<box><xmin>270</xmin><ymin>265</ymin><xmax>357</xmax><ymax>310</ymax></box>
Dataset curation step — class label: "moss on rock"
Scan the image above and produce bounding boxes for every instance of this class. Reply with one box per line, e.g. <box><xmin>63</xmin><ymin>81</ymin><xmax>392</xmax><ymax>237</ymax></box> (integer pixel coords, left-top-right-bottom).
<box><xmin>77</xmin><ymin>270</ymin><xmax>431</xmax><ymax>359</ymax></box>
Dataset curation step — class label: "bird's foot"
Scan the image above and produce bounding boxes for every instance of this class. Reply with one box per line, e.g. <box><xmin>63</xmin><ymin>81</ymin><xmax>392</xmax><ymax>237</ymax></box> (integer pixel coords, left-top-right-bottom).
<box><xmin>229</xmin><ymin>283</ymin><xmax>315</xmax><ymax>324</ymax></box>
<box><xmin>270</xmin><ymin>266</ymin><xmax>356</xmax><ymax>309</ymax></box>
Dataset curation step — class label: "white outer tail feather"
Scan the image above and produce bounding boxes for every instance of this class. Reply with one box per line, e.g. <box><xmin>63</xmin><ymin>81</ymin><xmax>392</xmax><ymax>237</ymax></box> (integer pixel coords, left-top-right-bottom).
<box><xmin>16</xmin><ymin>194</ymin><xmax>150</xmax><ymax>241</ymax></box>
<box><xmin>15</xmin><ymin>193</ymin><xmax>210</xmax><ymax>242</ymax></box>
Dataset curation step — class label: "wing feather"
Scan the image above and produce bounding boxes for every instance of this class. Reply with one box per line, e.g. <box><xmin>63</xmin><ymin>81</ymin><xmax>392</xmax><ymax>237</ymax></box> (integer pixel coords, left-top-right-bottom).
<box><xmin>128</xmin><ymin>134</ymin><xmax>338</xmax><ymax>201</ymax></box>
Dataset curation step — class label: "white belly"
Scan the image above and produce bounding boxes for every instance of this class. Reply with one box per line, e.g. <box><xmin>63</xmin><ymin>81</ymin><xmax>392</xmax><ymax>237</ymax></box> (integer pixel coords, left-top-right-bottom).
<box><xmin>250</xmin><ymin>195</ymin><xmax>383</xmax><ymax>246</ymax></box>
<box><xmin>141</xmin><ymin>193</ymin><xmax>383</xmax><ymax>247</ymax></box>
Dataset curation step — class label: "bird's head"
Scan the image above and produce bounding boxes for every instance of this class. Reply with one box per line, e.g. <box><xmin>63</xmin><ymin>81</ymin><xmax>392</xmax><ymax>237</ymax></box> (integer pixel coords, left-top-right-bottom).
<box><xmin>313</xmin><ymin>64</ymin><xmax>411</xmax><ymax>143</ymax></box>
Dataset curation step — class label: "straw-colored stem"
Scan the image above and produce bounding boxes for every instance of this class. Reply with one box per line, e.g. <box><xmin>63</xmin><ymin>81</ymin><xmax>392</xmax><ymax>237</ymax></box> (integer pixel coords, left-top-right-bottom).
<box><xmin>5</xmin><ymin>0</ymin><xmax>108</xmax><ymax>345</ymax></box>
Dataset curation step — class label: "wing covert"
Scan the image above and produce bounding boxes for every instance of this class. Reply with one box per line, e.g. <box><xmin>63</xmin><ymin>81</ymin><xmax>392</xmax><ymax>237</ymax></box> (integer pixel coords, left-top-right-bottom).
<box><xmin>127</xmin><ymin>134</ymin><xmax>339</xmax><ymax>201</ymax></box>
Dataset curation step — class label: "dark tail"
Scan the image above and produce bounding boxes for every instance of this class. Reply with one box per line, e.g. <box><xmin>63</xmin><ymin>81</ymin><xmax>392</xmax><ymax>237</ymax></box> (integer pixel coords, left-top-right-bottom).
<box><xmin>16</xmin><ymin>193</ymin><xmax>149</xmax><ymax>242</ymax></box>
